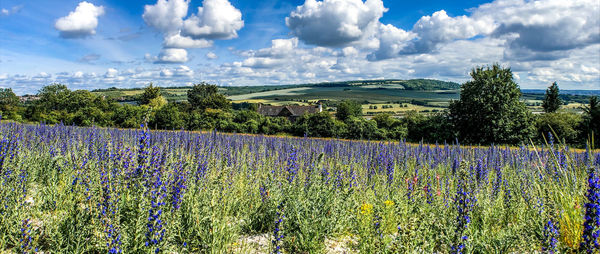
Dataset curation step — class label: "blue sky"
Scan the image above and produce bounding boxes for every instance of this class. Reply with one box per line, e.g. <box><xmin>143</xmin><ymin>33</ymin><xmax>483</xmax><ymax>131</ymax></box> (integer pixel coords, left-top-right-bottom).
<box><xmin>1</xmin><ymin>0</ymin><xmax>598</xmax><ymax>94</ymax></box>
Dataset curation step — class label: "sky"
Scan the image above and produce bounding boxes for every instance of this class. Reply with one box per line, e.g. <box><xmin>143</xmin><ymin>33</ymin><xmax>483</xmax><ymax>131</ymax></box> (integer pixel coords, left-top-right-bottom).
<box><xmin>0</xmin><ymin>0</ymin><xmax>599</xmax><ymax>95</ymax></box>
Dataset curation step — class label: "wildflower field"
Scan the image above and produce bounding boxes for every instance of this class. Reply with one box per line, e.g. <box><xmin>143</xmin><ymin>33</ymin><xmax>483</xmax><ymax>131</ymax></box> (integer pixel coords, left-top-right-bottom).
<box><xmin>0</xmin><ymin>122</ymin><xmax>598</xmax><ymax>253</ymax></box>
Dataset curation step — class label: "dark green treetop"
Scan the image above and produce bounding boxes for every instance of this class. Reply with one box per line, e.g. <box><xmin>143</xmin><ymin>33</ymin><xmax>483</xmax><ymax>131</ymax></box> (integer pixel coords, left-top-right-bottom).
<box><xmin>187</xmin><ymin>82</ymin><xmax>231</xmax><ymax>110</ymax></box>
<box><xmin>542</xmin><ymin>82</ymin><xmax>562</xmax><ymax>113</ymax></box>
<box><xmin>449</xmin><ymin>64</ymin><xmax>535</xmax><ymax>144</ymax></box>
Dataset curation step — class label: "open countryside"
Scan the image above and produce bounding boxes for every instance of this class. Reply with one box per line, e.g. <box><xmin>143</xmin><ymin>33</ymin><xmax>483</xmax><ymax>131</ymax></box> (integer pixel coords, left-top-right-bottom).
<box><xmin>1</xmin><ymin>0</ymin><xmax>599</xmax><ymax>253</ymax></box>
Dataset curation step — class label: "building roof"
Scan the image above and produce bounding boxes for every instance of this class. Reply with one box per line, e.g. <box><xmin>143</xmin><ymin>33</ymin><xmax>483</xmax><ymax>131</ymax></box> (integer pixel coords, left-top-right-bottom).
<box><xmin>257</xmin><ymin>105</ymin><xmax>321</xmax><ymax>117</ymax></box>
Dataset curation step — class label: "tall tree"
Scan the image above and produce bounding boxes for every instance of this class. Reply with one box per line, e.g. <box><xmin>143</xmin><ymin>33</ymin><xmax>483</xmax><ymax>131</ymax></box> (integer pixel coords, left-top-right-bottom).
<box><xmin>0</xmin><ymin>88</ymin><xmax>19</xmax><ymax>111</ymax></box>
<box><xmin>0</xmin><ymin>88</ymin><xmax>20</xmax><ymax>120</ymax></box>
<box><xmin>37</xmin><ymin>84</ymin><xmax>71</xmax><ymax>111</ymax></box>
<box><xmin>138</xmin><ymin>83</ymin><xmax>161</xmax><ymax>105</ymax></box>
<box><xmin>542</xmin><ymin>82</ymin><xmax>562</xmax><ymax>113</ymax></box>
<box><xmin>187</xmin><ymin>82</ymin><xmax>230</xmax><ymax>110</ymax></box>
<box><xmin>449</xmin><ymin>64</ymin><xmax>535</xmax><ymax>144</ymax></box>
<box><xmin>335</xmin><ymin>100</ymin><xmax>362</xmax><ymax>122</ymax></box>
<box><xmin>581</xmin><ymin>96</ymin><xmax>600</xmax><ymax>146</ymax></box>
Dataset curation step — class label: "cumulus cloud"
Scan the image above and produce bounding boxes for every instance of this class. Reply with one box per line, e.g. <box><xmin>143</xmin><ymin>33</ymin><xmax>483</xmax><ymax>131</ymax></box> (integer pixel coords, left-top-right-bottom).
<box><xmin>367</xmin><ymin>24</ymin><xmax>415</xmax><ymax>60</ymax></box>
<box><xmin>156</xmin><ymin>48</ymin><xmax>188</xmax><ymax>63</ymax></box>
<box><xmin>163</xmin><ymin>34</ymin><xmax>213</xmax><ymax>48</ymax></box>
<box><xmin>399</xmin><ymin>10</ymin><xmax>494</xmax><ymax>55</ymax></box>
<box><xmin>483</xmin><ymin>0</ymin><xmax>600</xmax><ymax>61</ymax></box>
<box><xmin>206</xmin><ymin>52</ymin><xmax>218</xmax><ymax>59</ymax></box>
<box><xmin>286</xmin><ymin>0</ymin><xmax>387</xmax><ymax>47</ymax></box>
<box><xmin>182</xmin><ymin>0</ymin><xmax>244</xmax><ymax>40</ymax></box>
<box><xmin>55</xmin><ymin>2</ymin><xmax>105</xmax><ymax>38</ymax></box>
<box><xmin>104</xmin><ymin>68</ymin><xmax>118</xmax><ymax>78</ymax></box>
<box><xmin>143</xmin><ymin>0</ymin><xmax>243</xmax><ymax>63</ymax></box>
<box><xmin>142</xmin><ymin>0</ymin><xmax>189</xmax><ymax>35</ymax></box>
<box><xmin>174</xmin><ymin>65</ymin><xmax>194</xmax><ymax>77</ymax></box>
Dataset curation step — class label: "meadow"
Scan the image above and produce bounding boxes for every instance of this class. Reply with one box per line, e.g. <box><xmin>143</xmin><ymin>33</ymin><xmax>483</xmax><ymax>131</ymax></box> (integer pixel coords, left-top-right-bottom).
<box><xmin>0</xmin><ymin>121</ymin><xmax>599</xmax><ymax>253</ymax></box>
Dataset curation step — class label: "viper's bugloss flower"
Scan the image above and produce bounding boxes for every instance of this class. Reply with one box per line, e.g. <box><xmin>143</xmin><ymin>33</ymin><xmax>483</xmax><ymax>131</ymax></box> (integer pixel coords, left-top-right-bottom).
<box><xmin>543</xmin><ymin>218</ymin><xmax>559</xmax><ymax>253</ymax></box>
<box><xmin>581</xmin><ymin>167</ymin><xmax>600</xmax><ymax>253</ymax></box>
<box><xmin>453</xmin><ymin>165</ymin><xmax>476</xmax><ymax>254</ymax></box>
<box><xmin>272</xmin><ymin>202</ymin><xmax>285</xmax><ymax>254</ymax></box>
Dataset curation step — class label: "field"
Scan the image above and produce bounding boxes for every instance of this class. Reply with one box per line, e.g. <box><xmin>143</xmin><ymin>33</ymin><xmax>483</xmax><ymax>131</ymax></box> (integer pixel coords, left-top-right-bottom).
<box><xmin>92</xmin><ymin>79</ymin><xmax>598</xmax><ymax>115</ymax></box>
<box><xmin>0</xmin><ymin>122</ymin><xmax>598</xmax><ymax>253</ymax></box>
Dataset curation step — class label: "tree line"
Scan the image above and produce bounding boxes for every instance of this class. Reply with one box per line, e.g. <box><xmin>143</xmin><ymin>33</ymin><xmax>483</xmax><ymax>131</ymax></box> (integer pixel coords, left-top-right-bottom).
<box><xmin>0</xmin><ymin>64</ymin><xmax>598</xmax><ymax>147</ymax></box>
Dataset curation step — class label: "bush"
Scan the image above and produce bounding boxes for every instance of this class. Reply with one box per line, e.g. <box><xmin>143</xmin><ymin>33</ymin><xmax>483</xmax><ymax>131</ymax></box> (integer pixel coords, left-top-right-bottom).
<box><xmin>535</xmin><ymin>112</ymin><xmax>582</xmax><ymax>145</ymax></box>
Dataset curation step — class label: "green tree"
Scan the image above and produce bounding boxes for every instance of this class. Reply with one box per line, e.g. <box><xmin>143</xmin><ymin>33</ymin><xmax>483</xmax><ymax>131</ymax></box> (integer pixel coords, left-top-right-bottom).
<box><xmin>37</xmin><ymin>84</ymin><xmax>71</xmax><ymax>111</ymax></box>
<box><xmin>0</xmin><ymin>88</ymin><xmax>20</xmax><ymax>120</ymax></box>
<box><xmin>344</xmin><ymin>117</ymin><xmax>380</xmax><ymax>140</ymax></box>
<box><xmin>295</xmin><ymin>112</ymin><xmax>345</xmax><ymax>137</ymax></box>
<box><xmin>150</xmin><ymin>103</ymin><xmax>185</xmax><ymax>130</ymax></box>
<box><xmin>372</xmin><ymin>113</ymin><xmax>407</xmax><ymax>140</ymax></box>
<box><xmin>187</xmin><ymin>83</ymin><xmax>231</xmax><ymax>110</ymax></box>
<box><xmin>580</xmin><ymin>96</ymin><xmax>600</xmax><ymax>146</ymax></box>
<box><xmin>449</xmin><ymin>64</ymin><xmax>534</xmax><ymax>144</ymax></box>
<box><xmin>138</xmin><ymin>83</ymin><xmax>161</xmax><ymax>105</ymax></box>
<box><xmin>336</xmin><ymin>100</ymin><xmax>362</xmax><ymax>122</ymax></box>
<box><xmin>542</xmin><ymin>82</ymin><xmax>562</xmax><ymax>113</ymax></box>
<box><xmin>113</xmin><ymin>104</ymin><xmax>146</xmax><ymax>128</ymax></box>
<box><xmin>535</xmin><ymin>112</ymin><xmax>582</xmax><ymax>145</ymax></box>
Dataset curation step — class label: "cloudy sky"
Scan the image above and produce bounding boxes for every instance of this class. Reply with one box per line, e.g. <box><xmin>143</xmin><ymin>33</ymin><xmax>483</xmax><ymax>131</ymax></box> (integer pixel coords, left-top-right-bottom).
<box><xmin>0</xmin><ymin>0</ymin><xmax>598</xmax><ymax>95</ymax></box>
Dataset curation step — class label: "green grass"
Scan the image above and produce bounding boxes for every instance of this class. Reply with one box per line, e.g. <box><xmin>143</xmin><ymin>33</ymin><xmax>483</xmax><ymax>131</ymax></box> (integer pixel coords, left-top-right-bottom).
<box><xmin>0</xmin><ymin>122</ymin><xmax>596</xmax><ymax>253</ymax></box>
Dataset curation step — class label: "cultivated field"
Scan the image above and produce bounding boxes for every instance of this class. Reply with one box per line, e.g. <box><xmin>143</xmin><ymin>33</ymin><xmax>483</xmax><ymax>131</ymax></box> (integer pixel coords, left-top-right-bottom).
<box><xmin>0</xmin><ymin>122</ymin><xmax>598</xmax><ymax>253</ymax></box>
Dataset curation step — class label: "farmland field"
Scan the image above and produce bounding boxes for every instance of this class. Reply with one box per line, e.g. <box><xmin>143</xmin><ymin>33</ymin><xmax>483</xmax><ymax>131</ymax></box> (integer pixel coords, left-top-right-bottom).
<box><xmin>0</xmin><ymin>122</ymin><xmax>599</xmax><ymax>253</ymax></box>
<box><xmin>91</xmin><ymin>80</ymin><xmax>598</xmax><ymax>115</ymax></box>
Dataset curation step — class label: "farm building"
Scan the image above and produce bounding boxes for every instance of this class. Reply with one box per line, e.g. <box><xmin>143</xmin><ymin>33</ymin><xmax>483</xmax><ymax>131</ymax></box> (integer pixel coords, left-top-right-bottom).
<box><xmin>257</xmin><ymin>104</ymin><xmax>322</xmax><ymax>121</ymax></box>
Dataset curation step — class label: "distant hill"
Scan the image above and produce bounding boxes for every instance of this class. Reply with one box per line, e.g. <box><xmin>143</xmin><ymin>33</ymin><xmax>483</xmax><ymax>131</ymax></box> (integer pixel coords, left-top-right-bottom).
<box><xmin>91</xmin><ymin>79</ymin><xmax>461</xmax><ymax>102</ymax></box>
<box><xmin>298</xmin><ymin>79</ymin><xmax>461</xmax><ymax>90</ymax></box>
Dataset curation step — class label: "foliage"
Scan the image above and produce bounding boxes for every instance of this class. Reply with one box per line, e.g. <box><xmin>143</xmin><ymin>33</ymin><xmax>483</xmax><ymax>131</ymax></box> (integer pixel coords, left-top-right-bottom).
<box><xmin>150</xmin><ymin>103</ymin><xmax>185</xmax><ymax>130</ymax></box>
<box><xmin>535</xmin><ymin>112</ymin><xmax>582</xmax><ymax>144</ymax></box>
<box><xmin>295</xmin><ymin>112</ymin><xmax>345</xmax><ymax>137</ymax></box>
<box><xmin>343</xmin><ymin>117</ymin><xmax>381</xmax><ymax>140</ymax></box>
<box><xmin>369</xmin><ymin>113</ymin><xmax>406</xmax><ymax>140</ymax></box>
<box><xmin>138</xmin><ymin>83</ymin><xmax>161</xmax><ymax>105</ymax></box>
<box><xmin>187</xmin><ymin>83</ymin><xmax>231</xmax><ymax>111</ymax></box>
<box><xmin>336</xmin><ymin>100</ymin><xmax>362</xmax><ymax>122</ymax></box>
<box><xmin>543</xmin><ymin>82</ymin><xmax>562</xmax><ymax>113</ymax></box>
<box><xmin>0</xmin><ymin>122</ymin><xmax>597</xmax><ymax>253</ymax></box>
<box><xmin>449</xmin><ymin>64</ymin><xmax>535</xmax><ymax>144</ymax></box>
<box><xmin>403</xmin><ymin>111</ymin><xmax>455</xmax><ymax>143</ymax></box>
<box><xmin>581</xmin><ymin>96</ymin><xmax>600</xmax><ymax>147</ymax></box>
<box><xmin>0</xmin><ymin>88</ymin><xmax>20</xmax><ymax>120</ymax></box>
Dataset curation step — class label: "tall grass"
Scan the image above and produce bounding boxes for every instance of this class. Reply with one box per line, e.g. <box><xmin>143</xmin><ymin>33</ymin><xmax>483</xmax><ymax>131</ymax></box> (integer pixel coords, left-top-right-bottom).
<box><xmin>0</xmin><ymin>122</ymin><xmax>597</xmax><ymax>253</ymax></box>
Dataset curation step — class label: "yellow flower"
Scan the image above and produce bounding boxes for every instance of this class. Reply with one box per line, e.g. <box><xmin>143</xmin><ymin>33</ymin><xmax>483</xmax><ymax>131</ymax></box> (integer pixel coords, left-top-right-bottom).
<box><xmin>360</xmin><ymin>203</ymin><xmax>373</xmax><ymax>215</ymax></box>
<box><xmin>384</xmin><ymin>200</ymin><xmax>395</xmax><ymax>207</ymax></box>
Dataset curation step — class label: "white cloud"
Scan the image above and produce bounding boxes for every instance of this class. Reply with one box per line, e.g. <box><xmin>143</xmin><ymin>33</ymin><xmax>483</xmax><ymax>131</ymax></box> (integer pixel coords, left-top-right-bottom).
<box><xmin>483</xmin><ymin>0</ymin><xmax>600</xmax><ymax>60</ymax></box>
<box><xmin>399</xmin><ymin>10</ymin><xmax>494</xmax><ymax>55</ymax></box>
<box><xmin>55</xmin><ymin>2</ymin><xmax>105</xmax><ymax>38</ymax></box>
<box><xmin>33</xmin><ymin>72</ymin><xmax>51</xmax><ymax>78</ymax></box>
<box><xmin>254</xmin><ymin>38</ymin><xmax>298</xmax><ymax>58</ymax></box>
<box><xmin>156</xmin><ymin>48</ymin><xmax>188</xmax><ymax>63</ymax></box>
<box><xmin>160</xmin><ymin>68</ymin><xmax>174</xmax><ymax>77</ymax></box>
<box><xmin>143</xmin><ymin>0</ymin><xmax>243</xmax><ymax>63</ymax></box>
<box><xmin>1</xmin><ymin>5</ymin><xmax>23</xmax><ymax>16</ymax></box>
<box><xmin>163</xmin><ymin>34</ymin><xmax>213</xmax><ymax>48</ymax></box>
<box><xmin>174</xmin><ymin>65</ymin><xmax>194</xmax><ymax>77</ymax></box>
<box><xmin>206</xmin><ymin>52</ymin><xmax>218</xmax><ymax>59</ymax></box>
<box><xmin>142</xmin><ymin>0</ymin><xmax>189</xmax><ymax>35</ymax></box>
<box><xmin>104</xmin><ymin>68</ymin><xmax>118</xmax><ymax>78</ymax></box>
<box><xmin>367</xmin><ymin>23</ymin><xmax>415</xmax><ymax>60</ymax></box>
<box><xmin>182</xmin><ymin>0</ymin><xmax>244</xmax><ymax>40</ymax></box>
<box><xmin>286</xmin><ymin>0</ymin><xmax>387</xmax><ymax>47</ymax></box>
